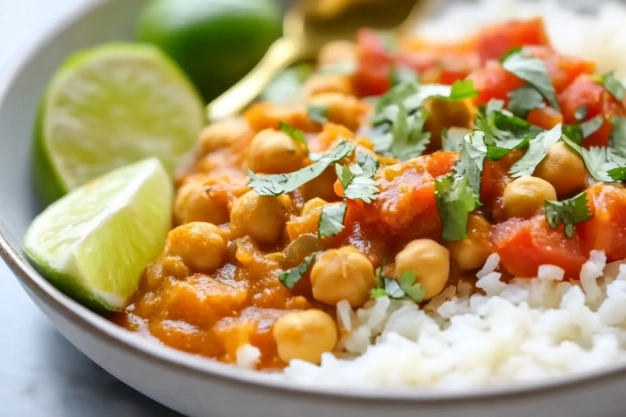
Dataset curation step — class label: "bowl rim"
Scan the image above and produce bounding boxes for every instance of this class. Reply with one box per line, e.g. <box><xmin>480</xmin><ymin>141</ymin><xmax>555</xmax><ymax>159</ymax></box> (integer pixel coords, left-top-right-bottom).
<box><xmin>3</xmin><ymin>0</ymin><xmax>626</xmax><ymax>405</ymax></box>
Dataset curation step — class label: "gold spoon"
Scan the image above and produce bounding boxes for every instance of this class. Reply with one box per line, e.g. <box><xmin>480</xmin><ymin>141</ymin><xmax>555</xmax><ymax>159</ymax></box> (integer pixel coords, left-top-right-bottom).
<box><xmin>206</xmin><ymin>0</ymin><xmax>434</xmax><ymax>122</ymax></box>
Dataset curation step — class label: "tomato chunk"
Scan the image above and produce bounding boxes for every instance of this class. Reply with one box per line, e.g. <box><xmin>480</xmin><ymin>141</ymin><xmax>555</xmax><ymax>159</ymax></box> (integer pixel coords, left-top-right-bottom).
<box><xmin>476</xmin><ymin>18</ymin><xmax>550</xmax><ymax>62</ymax></box>
<box><xmin>492</xmin><ymin>215</ymin><xmax>587</xmax><ymax>279</ymax></box>
<box><xmin>353</xmin><ymin>29</ymin><xmax>393</xmax><ymax>97</ymax></box>
<box><xmin>468</xmin><ymin>61</ymin><xmax>525</xmax><ymax>106</ymax></box>
<box><xmin>559</xmin><ymin>75</ymin><xmax>626</xmax><ymax>148</ymax></box>
<box><xmin>527</xmin><ymin>107</ymin><xmax>563</xmax><ymax>130</ymax></box>
<box><xmin>525</xmin><ymin>46</ymin><xmax>596</xmax><ymax>93</ymax></box>
<box><xmin>578</xmin><ymin>184</ymin><xmax>626</xmax><ymax>261</ymax></box>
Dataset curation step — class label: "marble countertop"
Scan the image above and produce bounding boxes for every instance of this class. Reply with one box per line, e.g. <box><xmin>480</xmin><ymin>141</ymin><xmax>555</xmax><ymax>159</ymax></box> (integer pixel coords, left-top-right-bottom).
<box><xmin>0</xmin><ymin>0</ymin><xmax>181</xmax><ymax>415</ymax></box>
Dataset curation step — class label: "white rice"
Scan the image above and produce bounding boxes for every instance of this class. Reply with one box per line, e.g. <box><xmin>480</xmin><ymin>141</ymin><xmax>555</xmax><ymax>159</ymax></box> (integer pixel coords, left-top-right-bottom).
<box><xmin>241</xmin><ymin>0</ymin><xmax>626</xmax><ymax>389</ymax></box>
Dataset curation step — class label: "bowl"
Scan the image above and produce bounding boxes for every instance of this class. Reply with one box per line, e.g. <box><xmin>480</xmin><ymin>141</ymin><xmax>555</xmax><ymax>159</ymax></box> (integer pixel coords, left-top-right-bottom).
<box><xmin>2</xmin><ymin>1</ymin><xmax>626</xmax><ymax>416</ymax></box>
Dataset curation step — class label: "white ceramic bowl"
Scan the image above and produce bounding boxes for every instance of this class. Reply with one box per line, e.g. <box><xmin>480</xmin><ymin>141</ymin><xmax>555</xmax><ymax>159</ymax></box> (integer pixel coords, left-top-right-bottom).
<box><xmin>2</xmin><ymin>1</ymin><xmax>626</xmax><ymax>416</ymax></box>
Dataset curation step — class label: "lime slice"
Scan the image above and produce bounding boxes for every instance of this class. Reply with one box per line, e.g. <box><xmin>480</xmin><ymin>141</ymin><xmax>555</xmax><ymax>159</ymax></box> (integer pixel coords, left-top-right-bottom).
<box><xmin>24</xmin><ymin>158</ymin><xmax>173</xmax><ymax>312</ymax></box>
<box><xmin>35</xmin><ymin>43</ymin><xmax>204</xmax><ymax>205</ymax></box>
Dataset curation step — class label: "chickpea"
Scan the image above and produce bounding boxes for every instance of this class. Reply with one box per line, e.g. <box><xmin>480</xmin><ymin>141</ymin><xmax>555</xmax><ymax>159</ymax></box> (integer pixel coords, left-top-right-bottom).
<box><xmin>395</xmin><ymin>239</ymin><xmax>450</xmax><ymax>301</ymax></box>
<box><xmin>304</xmin><ymin>74</ymin><xmax>354</xmax><ymax>97</ymax></box>
<box><xmin>301</xmin><ymin>197</ymin><xmax>327</xmax><ymax>216</ymax></box>
<box><xmin>247</xmin><ymin>129</ymin><xmax>307</xmax><ymax>174</ymax></box>
<box><xmin>502</xmin><ymin>176</ymin><xmax>557</xmax><ymax>219</ymax></box>
<box><xmin>198</xmin><ymin>121</ymin><xmax>248</xmax><ymax>155</ymax></box>
<box><xmin>166</xmin><ymin>222</ymin><xmax>227</xmax><ymax>272</ymax></box>
<box><xmin>318</xmin><ymin>40</ymin><xmax>357</xmax><ymax>67</ymax></box>
<box><xmin>230</xmin><ymin>191</ymin><xmax>290</xmax><ymax>244</ymax></box>
<box><xmin>272</xmin><ymin>309</ymin><xmax>338</xmax><ymax>364</ymax></box>
<box><xmin>308</xmin><ymin>93</ymin><xmax>367</xmax><ymax>131</ymax></box>
<box><xmin>448</xmin><ymin>214</ymin><xmax>493</xmax><ymax>271</ymax></box>
<box><xmin>310</xmin><ymin>246</ymin><xmax>376</xmax><ymax>307</ymax></box>
<box><xmin>534</xmin><ymin>142</ymin><xmax>587</xmax><ymax>197</ymax></box>
<box><xmin>174</xmin><ymin>180</ymin><xmax>229</xmax><ymax>225</ymax></box>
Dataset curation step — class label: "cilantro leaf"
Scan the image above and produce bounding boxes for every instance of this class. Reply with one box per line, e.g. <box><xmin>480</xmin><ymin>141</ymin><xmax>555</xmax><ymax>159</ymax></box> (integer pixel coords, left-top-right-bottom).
<box><xmin>356</xmin><ymin>148</ymin><xmax>380</xmax><ymax>178</ymax></box>
<box><xmin>318</xmin><ymin>202</ymin><xmax>347</xmax><ymax>238</ymax></box>
<box><xmin>599</xmin><ymin>72</ymin><xmax>626</xmax><ymax>102</ymax></box>
<box><xmin>502</xmin><ymin>51</ymin><xmax>560</xmax><ymax>111</ymax></box>
<box><xmin>575</xmin><ymin>106</ymin><xmax>588</xmax><ymax>122</ymax></box>
<box><xmin>248</xmin><ymin>140</ymin><xmax>355</xmax><ymax>196</ymax></box>
<box><xmin>390</xmin><ymin>67</ymin><xmax>418</xmax><ymax>86</ymax></box>
<box><xmin>608</xmin><ymin>167</ymin><xmax>626</xmax><ymax>181</ymax></box>
<box><xmin>279</xmin><ymin>121</ymin><xmax>308</xmax><ymax>149</ymax></box>
<box><xmin>434</xmin><ymin>174</ymin><xmax>481</xmax><ymax>242</ymax></box>
<box><xmin>476</xmin><ymin>99</ymin><xmax>542</xmax><ymax>145</ymax></box>
<box><xmin>448</xmin><ymin>79</ymin><xmax>479</xmax><ymax>100</ymax></box>
<box><xmin>507</xmin><ymin>85</ymin><xmax>546</xmax><ymax>117</ymax></box>
<box><xmin>398</xmin><ymin>271</ymin><xmax>427</xmax><ymax>302</ymax></box>
<box><xmin>370</xmin><ymin>265</ymin><xmax>426</xmax><ymax>302</ymax></box>
<box><xmin>499</xmin><ymin>46</ymin><xmax>523</xmax><ymax>63</ymax></box>
<box><xmin>278</xmin><ymin>255</ymin><xmax>316</xmax><ymax>289</ymax></box>
<box><xmin>335</xmin><ymin>152</ymin><xmax>380</xmax><ymax>204</ymax></box>
<box><xmin>389</xmin><ymin>106</ymin><xmax>431</xmax><ymax>160</ymax></box>
<box><xmin>544</xmin><ymin>192</ymin><xmax>593</xmax><ymax>238</ymax></box>
<box><xmin>562</xmin><ymin>115</ymin><xmax>603</xmax><ymax>144</ymax></box>
<box><xmin>456</xmin><ymin>132</ymin><xmax>487</xmax><ymax>194</ymax></box>
<box><xmin>561</xmin><ymin>136</ymin><xmax>612</xmax><ymax>182</ymax></box>
<box><xmin>442</xmin><ymin>127</ymin><xmax>471</xmax><ymax>152</ymax></box>
<box><xmin>509</xmin><ymin>124</ymin><xmax>563</xmax><ymax>178</ymax></box>
<box><xmin>610</xmin><ymin>116</ymin><xmax>626</xmax><ymax>154</ymax></box>
<box><xmin>307</xmin><ymin>104</ymin><xmax>329</xmax><ymax>125</ymax></box>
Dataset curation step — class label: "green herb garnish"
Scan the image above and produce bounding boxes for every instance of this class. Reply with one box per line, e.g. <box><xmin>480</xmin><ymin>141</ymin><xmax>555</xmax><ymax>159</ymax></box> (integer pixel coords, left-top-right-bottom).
<box><xmin>278</xmin><ymin>255</ymin><xmax>316</xmax><ymax>289</ymax></box>
<box><xmin>507</xmin><ymin>85</ymin><xmax>546</xmax><ymax>117</ymax></box>
<box><xmin>502</xmin><ymin>51</ymin><xmax>560</xmax><ymax>111</ymax></box>
<box><xmin>307</xmin><ymin>104</ymin><xmax>330</xmax><ymax>125</ymax></box>
<box><xmin>318</xmin><ymin>202</ymin><xmax>347</xmax><ymax>238</ymax></box>
<box><xmin>562</xmin><ymin>115</ymin><xmax>603</xmax><ymax>144</ymax></box>
<box><xmin>370</xmin><ymin>267</ymin><xmax>426</xmax><ymax>302</ymax></box>
<box><xmin>598</xmin><ymin>72</ymin><xmax>626</xmax><ymax>102</ymax></box>
<box><xmin>544</xmin><ymin>192</ymin><xmax>593</xmax><ymax>238</ymax></box>
<box><xmin>279</xmin><ymin>121</ymin><xmax>308</xmax><ymax>149</ymax></box>
<box><xmin>509</xmin><ymin>124</ymin><xmax>563</xmax><ymax>178</ymax></box>
<box><xmin>434</xmin><ymin>174</ymin><xmax>481</xmax><ymax>242</ymax></box>
<box><xmin>575</xmin><ymin>106</ymin><xmax>588</xmax><ymax>122</ymax></box>
<box><xmin>248</xmin><ymin>140</ymin><xmax>355</xmax><ymax>196</ymax></box>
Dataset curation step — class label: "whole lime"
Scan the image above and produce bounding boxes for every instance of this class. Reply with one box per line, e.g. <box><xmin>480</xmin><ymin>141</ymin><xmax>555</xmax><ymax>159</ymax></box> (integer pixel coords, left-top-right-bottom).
<box><xmin>137</xmin><ymin>0</ymin><xmax>283</xmax><ymax>102</ymax></box>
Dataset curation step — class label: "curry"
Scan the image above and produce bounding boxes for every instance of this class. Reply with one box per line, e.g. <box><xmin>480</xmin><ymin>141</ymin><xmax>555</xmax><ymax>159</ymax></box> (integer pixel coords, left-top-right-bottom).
<box><xmin>114</xmin><ymin>17</ymin><xmax>626</xmax><ymax>370</ymax></box>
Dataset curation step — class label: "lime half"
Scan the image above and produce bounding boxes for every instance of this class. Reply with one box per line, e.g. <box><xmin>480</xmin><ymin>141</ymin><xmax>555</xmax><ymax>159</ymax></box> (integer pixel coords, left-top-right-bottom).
<box><xmin>24</xmin><ymin>158</ymin><xmax>173</xmax><ymax>312</ymax></box>
<box><xmin>35</xmin><ymin>43</ymin><xmax>204</xmax><ymax>205</ymax></box>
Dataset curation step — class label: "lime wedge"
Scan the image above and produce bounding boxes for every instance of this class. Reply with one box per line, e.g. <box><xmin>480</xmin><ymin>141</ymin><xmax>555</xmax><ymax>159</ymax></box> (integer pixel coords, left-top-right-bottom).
<box><xmin>24</xmin><ymin>158</ymin><xmax>173</xmax><ymax>312</ymax></box>
<box><xmin>35</xmin><ymin>43</ymin><xmax>204</xmax><ymax>205</ymax></box>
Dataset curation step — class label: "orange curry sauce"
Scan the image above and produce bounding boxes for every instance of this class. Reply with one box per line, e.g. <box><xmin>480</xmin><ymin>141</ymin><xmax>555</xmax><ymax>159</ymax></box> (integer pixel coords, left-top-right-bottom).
<box><xmin>113</xmin><ymin>18</ymin><xmax>626</xmax><ymax>369</ymax></box>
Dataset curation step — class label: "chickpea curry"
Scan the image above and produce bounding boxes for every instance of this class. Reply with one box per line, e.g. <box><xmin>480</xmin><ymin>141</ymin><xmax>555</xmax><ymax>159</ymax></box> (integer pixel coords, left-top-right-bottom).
<box><xmin>115</xmin><ymin>18</ymin><xmax>626</xmax><ymax>369</ymax></box>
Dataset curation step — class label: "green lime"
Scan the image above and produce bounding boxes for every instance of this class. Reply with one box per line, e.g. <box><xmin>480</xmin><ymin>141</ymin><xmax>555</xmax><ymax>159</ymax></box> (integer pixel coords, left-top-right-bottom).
<box><xmin>34</xmin><ymin>43</ymin><xmax>204</xmax><ymax>205</ymax></box>
<box><xmin>137</xmin><ymin>0</ymin><xmax>282</xmax><ymax>102</ymax></box>
<box><xmin>24</xmin><ymin>158</ymin><xmax>173</xmax><ymax>312</ymax></box>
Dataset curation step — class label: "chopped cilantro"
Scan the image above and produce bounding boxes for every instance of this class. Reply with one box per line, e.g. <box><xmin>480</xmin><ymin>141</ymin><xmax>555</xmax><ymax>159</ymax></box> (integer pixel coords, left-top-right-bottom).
<box><xmin>562</xmin><ymin>115</ymin><xmax>603</xmax><ymax>144</ymax></box>
<box><xmin>456</xmin><ymin>131</ymin><xmax>488</xmax><ymax>194</ymax></box>
<box><xmin>335</xmin><ymin>164</ymin><xmax>355</xmax><ymax>188</ymax></box>
<box><xmin>370</xmin><ymin>266</ymin><xmax>426</xmax><ymax>302</ymax></box>
<box><xmin>509</xmin><ymin>124</ymin><xmax>563</xmax><ymax>178</ymax></box>
<box><xmin>502</xmin><ymin>51</ymin><xmax>560</xmax><ymax>111</ymax></box>
<box><xmin>434</xmin><ymin>174</ymin><xmax>481</xmax><ymax>242</ymax></box>
<box><xmin>608</xmin><ymin>167</ymin><xmax>626</xmax><ymax>181</ymax></box>
<box><xmin>442</xmin><ymin>127</ymin><xmax>471</xmax><ymax>152</ymax></box>
<box><xmin>507</xmin><ymin>85</ymin><xmax>546</xmax><ymax>117</ymax></box>
<box><xmin>544</xmin><ymin>192</ymin><xmax>593</xmax><ymax>238</ymax></box>
<box><xmin>499</xmin><ymin>46</ymin><xmax>523</xmax><ymax>63</ymax></box>
<box><xmin>611</xmin><ymin>116</ymin><xmax>626</xmax><ymax>152</ymax></box>
<box><xmin>390</xmin><ymin>67</ymin><xmax>418</xmax><ymax>86</ymax></box>
<box><xmin>448</xmin><ymin>79</ymin><xmax>479</xmax><ymax>100</ymax></box>
<box><xmin>575</xmin><ymin>106</ymin><xmax>588</xmax><ymax>122</ymax></box>
<box><xmin>561</xmin><ymin>136</ymin><xmax>613</xmax><ymax>182</ymax></box>
<box><xmin>356</xmin><ymin>148</ymin><xmax>380</xmax><ymax>178</ymax></box>
<box><xmin>307</xmin><ymin>104</ymin><xmax>329</xmax><ymax>125</ymax></box>
<box><xmin>335</xmin><ymin>157</ymin><xmax>379</xmax><ymax>204</ymax></box>
<box><xmin>318</xmin><ymin>202</ymin><xmax>347</xmax><ymax>238</ymax></box>
<box><xmin>278</xmin><ymin>121</ymin><xmax>307</xmax><ymax>149</ymax></box>
<box><xmin>278</xmin><ymin>255</ymin><xmax>316</xmax><ymax>289</ymax></box>
<box><xmin>389</xmin><ymin>106</ymin><xmax>431</xmax><ymax>160</ymax></box>
<box><xmin>248</xmin><ymin>140</ymin><xmax>355</xmax><ymax>196</ymax></box>
<box><xmin>598</xmin><ymin>72</ymin><xmax>626</xmax><ymax>102</ymax></box>
<box><xmin>475</xmin><ymin>99</ymin><xmax>542</xmax><ymax>145</ymax></box>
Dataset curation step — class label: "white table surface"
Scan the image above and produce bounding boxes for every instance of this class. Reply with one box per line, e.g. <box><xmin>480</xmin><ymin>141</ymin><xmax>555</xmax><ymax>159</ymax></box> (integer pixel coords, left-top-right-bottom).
<box><xmin>0</xmin><ymin>1</ymin><xmax>182</xmax><ymax>415</ymax></box>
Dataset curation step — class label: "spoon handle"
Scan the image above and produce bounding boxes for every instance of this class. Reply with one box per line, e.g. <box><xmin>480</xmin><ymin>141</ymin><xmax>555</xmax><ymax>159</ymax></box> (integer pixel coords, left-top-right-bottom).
<box><xmin>206</xmin><ymin>37</ymin><xmax>303</xmax><ymax>122</ymax></box>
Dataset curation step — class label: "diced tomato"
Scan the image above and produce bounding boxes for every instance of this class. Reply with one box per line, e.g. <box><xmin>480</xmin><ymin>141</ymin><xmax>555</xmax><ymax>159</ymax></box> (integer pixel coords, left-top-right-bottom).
<box><xmin>525</xmin><ymin>46</ymin><xmax>596</xmax><ymax>93</ymax></box>
<box><xmin>527</xmin><ymin>107</ymin><xmax>563</xmax><ymax>129</ymax></box>
<box><xmin>558</xmin><ymin>75</ymin><xmax>626</xmax><ymax>148</ymax></box>
<box><xmin>578</xmin><ymin>184</ymin><xmax>626</xmax><ymax>261</ymax></box>
<box><xmin>353</xmin><ymin>29</ymin><xmax>393</xmax><ymax>97</ymax></box>
<box><xmin>476</xmin><ymin>18</ymin><xmax>550</xmax><ymax>62</ymax></box>
<box><xmin>468</xmin><ymin>61</ymin><xmax>526</xmax><ymax>106</ymax></box>
<box><xmin>492</xmin><ymin>215</ymin><xmax>587</xmax><ymax>279</ymax></box>
<box><xmin>480</xmin><ymin>150</ymin><xmax>522</xmax><ymax>221</ymax></box>
<box><xmin>425</xmin><ymin>151</ymin><xmax>459</xmax><ymax>178</ymax></box>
